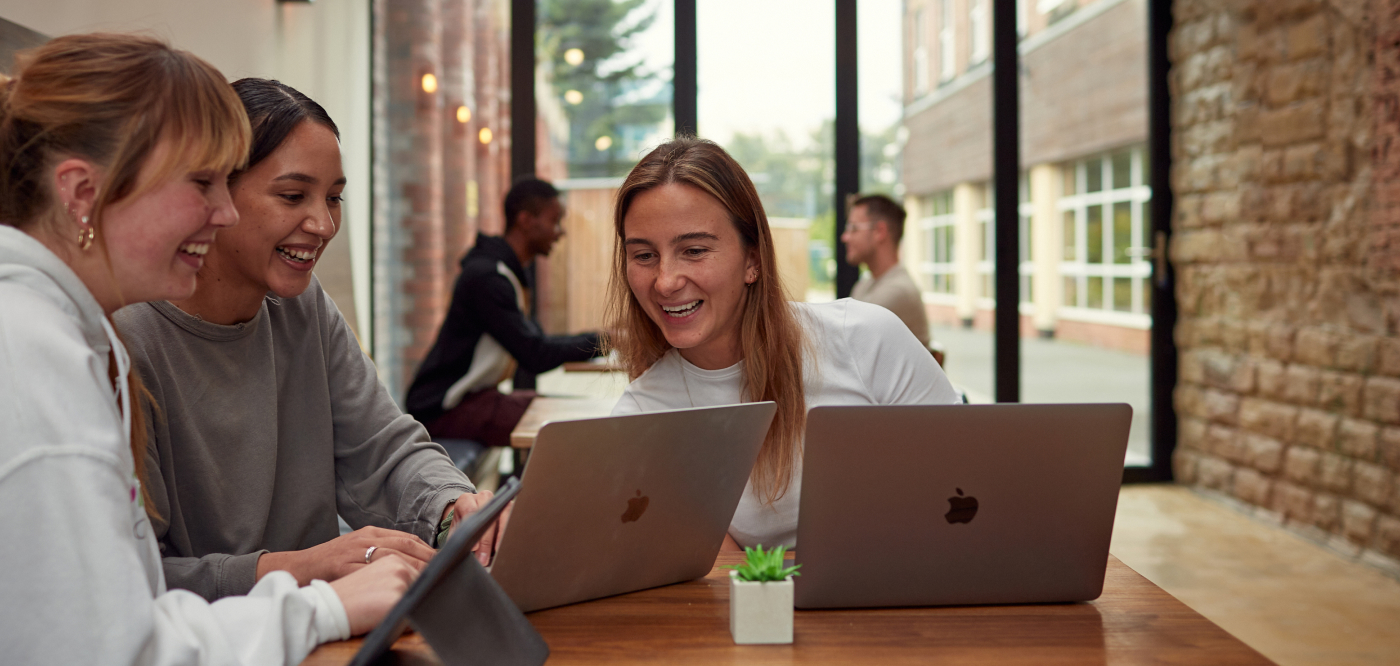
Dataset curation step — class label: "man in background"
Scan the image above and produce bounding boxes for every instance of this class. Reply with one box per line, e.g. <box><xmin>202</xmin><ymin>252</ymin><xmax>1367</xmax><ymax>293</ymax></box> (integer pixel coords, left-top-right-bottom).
<box><xmin>841</xmin><ymin>193</ymin><xmax>932</xmax><ymax>348</ymax></box>
<box><xmin>407</xmin><ymin>178</ymin><xmax>600</xmax><ymax>449</ymax></box>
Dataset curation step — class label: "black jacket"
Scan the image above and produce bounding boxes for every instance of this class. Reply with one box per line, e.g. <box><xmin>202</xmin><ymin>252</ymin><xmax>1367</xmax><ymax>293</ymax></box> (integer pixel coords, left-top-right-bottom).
<box><xmin>406</xmin><ymin>235</ymin><xmax>599</xmax><ymax>424</ymax></box>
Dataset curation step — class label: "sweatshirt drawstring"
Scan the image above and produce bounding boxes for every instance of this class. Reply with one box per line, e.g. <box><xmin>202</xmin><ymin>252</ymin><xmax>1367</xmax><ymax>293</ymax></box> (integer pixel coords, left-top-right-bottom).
<box><xmin>100</xmin><ymin>317</ymin><xmax>132</xmax><ymax>445</ymax></box>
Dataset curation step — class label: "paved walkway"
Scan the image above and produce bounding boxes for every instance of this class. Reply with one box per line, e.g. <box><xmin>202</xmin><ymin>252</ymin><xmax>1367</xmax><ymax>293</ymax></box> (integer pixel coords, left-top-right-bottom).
<box><xmin>931</xmin><ymin>323</ymin><xmax>1153</xmax><ymax>465</ymax></box>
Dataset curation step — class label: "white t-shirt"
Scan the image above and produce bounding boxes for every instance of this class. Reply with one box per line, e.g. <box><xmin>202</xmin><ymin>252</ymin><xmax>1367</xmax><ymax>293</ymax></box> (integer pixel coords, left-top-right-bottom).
<box><xmin>612</xmin><ymin>299</ymin><xmax>961</xmax><ymax>548</ymax></box>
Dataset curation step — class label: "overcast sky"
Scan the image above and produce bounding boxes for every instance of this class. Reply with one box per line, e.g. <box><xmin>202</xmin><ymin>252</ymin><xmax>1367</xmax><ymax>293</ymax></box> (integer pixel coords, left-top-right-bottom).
<box><xmin>630</xmin><ymin>0</ymin><xmax>904</xmax><ymax>149</ymax></box>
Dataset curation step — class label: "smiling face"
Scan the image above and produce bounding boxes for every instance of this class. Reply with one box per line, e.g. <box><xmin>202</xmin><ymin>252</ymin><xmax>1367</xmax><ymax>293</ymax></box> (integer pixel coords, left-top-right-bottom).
<box><xmin>214</xmin><ymin>120</ymin><xmax>345</xmax><ymax>304</ymax></box>
<box><xmin>88</xmin><ymin>140</ymin><xmax>239</xmax><ymax>310</ymax></box>
<box><xmin>623</xmin><ymin>182</ymin><xmax>758</xmax><ymax>370</ymax></box>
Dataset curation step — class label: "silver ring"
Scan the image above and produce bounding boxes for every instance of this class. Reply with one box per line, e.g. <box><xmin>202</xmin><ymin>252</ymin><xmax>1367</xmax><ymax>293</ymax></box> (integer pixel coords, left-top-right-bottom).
<box><xmin>364</xmin><ymin>546</ymin><xmax>378</xmax><ymax>564</ymax></box>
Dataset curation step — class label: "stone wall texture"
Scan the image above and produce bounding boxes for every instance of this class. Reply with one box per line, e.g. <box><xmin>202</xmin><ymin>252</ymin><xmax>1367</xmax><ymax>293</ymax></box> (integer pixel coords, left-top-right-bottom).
<box><xmin>1171</xmin><ymin>0</ymin><xmax>1400</xmax><ymax>572</ymax></box>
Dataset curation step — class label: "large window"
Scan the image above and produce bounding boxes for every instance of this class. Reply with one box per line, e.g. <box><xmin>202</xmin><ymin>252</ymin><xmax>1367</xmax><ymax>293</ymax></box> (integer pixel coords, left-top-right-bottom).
<box><xmin>974</xmin><ymin>179</ymin><xmax>1033</xmax><ymax>305</ymax></box>
<box><xmin>538</xmin><ymin>0</ymin><xmax>673</xmax><ymax>180</ymax></box>
<box><xmin>920</xmin><ymin>191</ymin><xmax>956</xmax><ymax>295</ymax></box>
<box><xmin>1059</xmin><ymin>147</ymin><xmax>1152</xmax><ymax>323</ymax></box>
<box><xmin>700</xmin><ymin>0</ymin><xmax>834</xmax><ymax>301</ymax></box>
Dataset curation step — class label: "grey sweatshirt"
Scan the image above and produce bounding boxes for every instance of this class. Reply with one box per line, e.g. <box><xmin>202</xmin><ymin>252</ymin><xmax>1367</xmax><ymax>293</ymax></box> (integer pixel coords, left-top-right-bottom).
<box><xmin>114</xmin><ymin>277</ymin><xmax>473</xmax><ymax>601</ymax></box>
<box><xmin>0</xmin><ymin>225</ymin><xmax>349</xmax><ymax>665</ymax></box>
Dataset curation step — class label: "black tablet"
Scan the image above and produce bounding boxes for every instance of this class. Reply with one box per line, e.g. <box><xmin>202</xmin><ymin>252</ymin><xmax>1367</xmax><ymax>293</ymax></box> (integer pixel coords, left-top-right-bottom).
<box><xmin>349</xmin><ymin>478</ymin><xmax>525</xmax><ymax>666</ymax></box>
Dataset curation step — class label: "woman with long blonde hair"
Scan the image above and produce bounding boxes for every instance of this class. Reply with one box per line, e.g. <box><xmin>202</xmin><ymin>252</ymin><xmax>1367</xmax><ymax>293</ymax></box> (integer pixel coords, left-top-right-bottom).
<box><xmin>0</xmin><ymin>34</ymin><xmax>413</xmax><ymax>664</ymax></box>
<box><xmin>608</xmin><ymin>137</ymin><xmax>960</xmax><ymax>549</ymax></box>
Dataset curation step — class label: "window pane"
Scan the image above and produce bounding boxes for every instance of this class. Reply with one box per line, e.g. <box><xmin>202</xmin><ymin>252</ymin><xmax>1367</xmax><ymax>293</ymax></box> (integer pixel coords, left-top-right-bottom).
<box><xmin>1111</xmin><ymin>150</ymin><xmax>1132</xmax><ymax>189</ymax></box>
<box><xmin>979</xmin><ymin>219</ymin><xmax>989</xmax><ymax>261</ymax></box>
<box><xmin>1113</xmin><ymin>277</ymin><xmax>1132</xmax><ymax>312</ymax></box>
<box><xmin>1020</xmin><ymin>215</ymin><xmax>1032</xmax><ymax>262</ymax></box>
<box><xmin>1063</xmin><ymin>210</ymin><xmax>1076</xmax><ymax>261</ymax></box>
<box><xmin>1087</xmin><ymin>205</ymin><xmax>1103</xmax><ymax>263</ymax></box>
<box><xmin>1001</xmin><ymin>0</ymin><xmax>1154</xmax><ymax>473</ymax></box>
<box><xmin>701</xmin><ymin>0</ymin><xmax>833</xmax><ymax>301</ymax></box>
<box><xmin>537</xmin><ymin>0</ymin><xmax>673</xmax><ymax>337</ymax></box>
<box><xmin>539</xmin><ymin>1</ymin><xmax>673</xmax><ymax>178</ymax></box>
<box><xmin>1113</xmin><ymin>201</ymin><xmax>1132</xmax><ymax>264</ymax></box>
<box><xmin>1141</xmin><ymin>277</ymin><xmax>1152</xmax><ymax>312</ymax></box>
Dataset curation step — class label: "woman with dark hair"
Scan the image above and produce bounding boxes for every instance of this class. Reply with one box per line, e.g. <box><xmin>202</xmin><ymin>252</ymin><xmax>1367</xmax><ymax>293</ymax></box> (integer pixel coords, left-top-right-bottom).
<box><xmin>607</xmin><ymin>137</ymin><xmax>961</xmax><ymax>549</ymax></box>
<box><xmin>0</xmin><ymin>35</ymin><xmax>413</xmax><ymax>664</ymax></box>
<box><xmin>115</xmin><ymin>78</ymin><xmax>500</xmax><ymax>602</ymax></box>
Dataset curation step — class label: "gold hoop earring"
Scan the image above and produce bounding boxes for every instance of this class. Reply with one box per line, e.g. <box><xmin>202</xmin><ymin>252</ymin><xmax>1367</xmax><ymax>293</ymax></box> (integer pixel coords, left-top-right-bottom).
<box><xmin>77</xmin><ymin>217</ymin><xmax>94</xmax><ymax>251</ymax></box>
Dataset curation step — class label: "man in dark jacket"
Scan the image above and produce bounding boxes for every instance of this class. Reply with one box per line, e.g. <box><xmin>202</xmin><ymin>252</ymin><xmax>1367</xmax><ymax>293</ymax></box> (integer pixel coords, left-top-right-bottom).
<box><xmin>406</xmin><ymin>178</ymin><xmax>600</xmax><ymax>447</ymax></box>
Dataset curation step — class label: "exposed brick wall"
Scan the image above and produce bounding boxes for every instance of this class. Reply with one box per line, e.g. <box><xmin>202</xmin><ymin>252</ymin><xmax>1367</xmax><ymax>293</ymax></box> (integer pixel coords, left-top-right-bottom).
<box><xmin>374</xmin><ymin>0</ymin><xmax>513</xmax><ymax>398</ymax></box>
<box><xmin>442</xmin><ymin>0</ymin><xmax>475</xmax><ymax>292</ymax></box>
<box><xmin>1171</xmin><ymin>0</ymin><xmax>1400</xmax><ymax>570</ymax></box>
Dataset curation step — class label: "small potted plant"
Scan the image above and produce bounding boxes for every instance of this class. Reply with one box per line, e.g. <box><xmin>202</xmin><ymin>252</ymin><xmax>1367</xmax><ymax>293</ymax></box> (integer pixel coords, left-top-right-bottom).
<box><xmin>725</xmin><ymin>544</ymin><xmax>801</xmax><ymax>644</ymax></box>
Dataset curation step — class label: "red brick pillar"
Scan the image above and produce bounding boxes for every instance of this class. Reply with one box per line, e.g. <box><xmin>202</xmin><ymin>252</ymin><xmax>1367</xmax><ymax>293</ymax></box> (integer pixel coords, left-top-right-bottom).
<box><xmin>386</xmin><ymin>0</ymin><xmax>446</xmax><ymax>387</ymax></box>
<box><xmin>474</xmin><ymin>1</ymin><xmax>506</xmax><ymax>237</ymax></box>
<box><xmin>442</xmin><ymin>0</ymin><xmax>473</xmax><ymax>285</ymax></box>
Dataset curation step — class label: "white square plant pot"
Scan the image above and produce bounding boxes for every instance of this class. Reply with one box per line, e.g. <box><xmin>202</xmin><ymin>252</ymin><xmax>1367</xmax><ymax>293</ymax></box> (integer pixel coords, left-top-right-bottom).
<box><xmin>728</xmin><ymin>572</ymin><xmax>794</xmax><ymax>644</ymax></box>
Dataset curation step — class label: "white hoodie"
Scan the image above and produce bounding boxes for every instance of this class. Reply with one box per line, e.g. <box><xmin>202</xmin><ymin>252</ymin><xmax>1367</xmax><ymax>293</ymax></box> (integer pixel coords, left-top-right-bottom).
<box><xmin>0</xmin><ymin>225</ymin><xmax>350</xmax><ymax>665</ymax></box>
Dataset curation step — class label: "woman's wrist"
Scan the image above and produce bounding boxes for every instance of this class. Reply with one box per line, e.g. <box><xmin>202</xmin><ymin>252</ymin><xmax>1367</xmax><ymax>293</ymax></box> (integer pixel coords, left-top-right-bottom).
<box><xmin>256</xmin><ymin>549</ymin><xmax>307</xmax><ymax>585</ymax></box>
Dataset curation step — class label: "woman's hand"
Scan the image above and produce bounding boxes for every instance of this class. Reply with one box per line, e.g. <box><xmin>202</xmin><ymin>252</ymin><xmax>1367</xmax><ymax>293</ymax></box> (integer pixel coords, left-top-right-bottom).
<box><xmin>255</xmin><ymin>526</ymin><xmax>435</xmax><ymax>586</ymax></box>
<box><xmin>444</xmin><ymin>491</ymin><xmax>513</xmax><ymax>566</ymax></box>
<box><xmin>328</xmin><ymin>554</ymin><xmax>419</xmax><ymax>636</ymax></box>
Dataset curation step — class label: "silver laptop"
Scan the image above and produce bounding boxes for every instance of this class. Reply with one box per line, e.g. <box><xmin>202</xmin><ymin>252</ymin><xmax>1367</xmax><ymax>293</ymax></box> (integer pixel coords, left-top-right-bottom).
<box><xmin>489</xmin><ymin>401</ymin><xmax>776</xmax><ymax>612</ymax></box>
<box><xmin>794</xmin><ymin>403</ymin><xmax>1131</xmax><ymax>609</ymax></box>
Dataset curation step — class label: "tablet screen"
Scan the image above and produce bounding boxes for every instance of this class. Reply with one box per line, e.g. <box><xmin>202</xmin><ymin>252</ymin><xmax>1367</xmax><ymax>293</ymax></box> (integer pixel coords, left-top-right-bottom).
<box><xmin>350</xmin><ymin>478</ymin><xmax>521</xmax><ymax>665</ymax></box>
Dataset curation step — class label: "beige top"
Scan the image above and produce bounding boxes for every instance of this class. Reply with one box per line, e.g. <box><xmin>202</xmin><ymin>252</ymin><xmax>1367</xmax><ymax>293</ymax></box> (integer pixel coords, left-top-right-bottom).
<box><xmin>850</xmin><ymin>263</ymin><xmax>931</xmax><ymax>346</ymax></box>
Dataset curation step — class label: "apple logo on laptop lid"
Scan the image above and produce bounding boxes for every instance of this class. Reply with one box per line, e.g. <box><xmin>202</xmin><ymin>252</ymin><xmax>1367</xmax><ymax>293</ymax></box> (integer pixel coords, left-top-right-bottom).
<box><xmin>945</xmin><ymin>488</ymin><xmax>978</xmax><ymax>524</ymax></box>
<box><xmin>621</xmin><ymin>490</ymin><xmax>649</xmax><ymax>523</ymax></box>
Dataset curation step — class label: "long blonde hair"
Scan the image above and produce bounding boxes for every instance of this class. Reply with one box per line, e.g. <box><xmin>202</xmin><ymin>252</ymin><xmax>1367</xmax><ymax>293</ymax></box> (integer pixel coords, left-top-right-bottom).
<box><xmin>606</xmin><ymin>137</ymin><xmax>809</xmax><ymax>504</ymax></box>
<box><xmin>0</xmin><ymin>33</ymin><xmax>250</xmax><ymax>507</ymax></box>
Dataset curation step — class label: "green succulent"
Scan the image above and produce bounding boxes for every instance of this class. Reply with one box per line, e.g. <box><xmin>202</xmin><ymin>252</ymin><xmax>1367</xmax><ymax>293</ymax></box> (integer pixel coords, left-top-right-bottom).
<box><xmin>724</xmin><ymin>544</ymin><xmax>801</xmax><ymax>582</ymax></box>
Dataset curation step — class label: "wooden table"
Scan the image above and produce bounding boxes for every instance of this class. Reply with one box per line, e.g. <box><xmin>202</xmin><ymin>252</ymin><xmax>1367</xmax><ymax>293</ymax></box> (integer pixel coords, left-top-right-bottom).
<box><xmin>304</xmin><ymin>552</ymin><xmax>1273</xmax><ymax>665</ymax></box>
<box><xmin>508</xmin><ymin>396</ymin><xmax>617</xmax><ymax>449</ymax></box>
<box><xmin>561</xmin><ymin>360</ymin><xmax>626</xmax><ymax>373</ymax></box>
